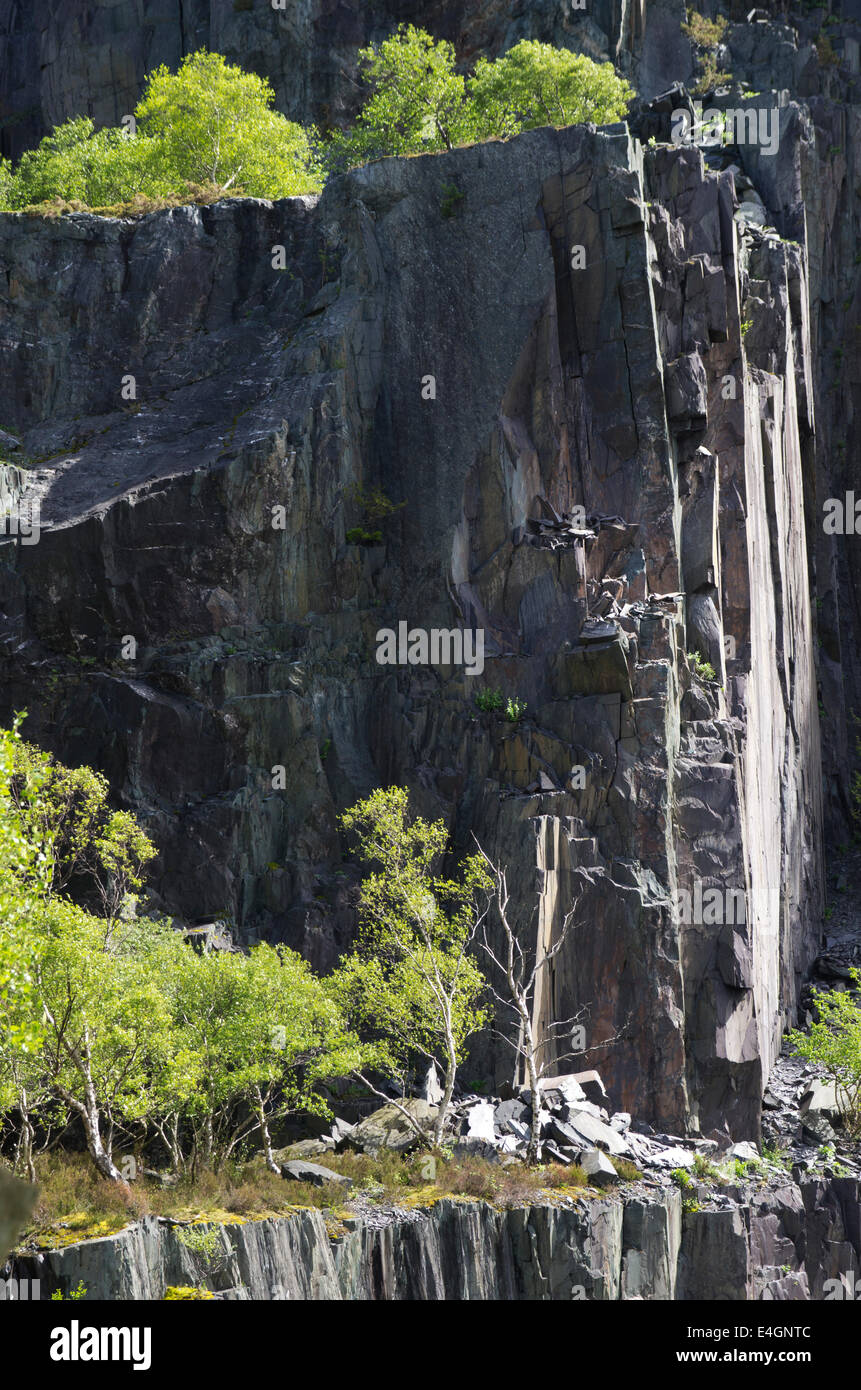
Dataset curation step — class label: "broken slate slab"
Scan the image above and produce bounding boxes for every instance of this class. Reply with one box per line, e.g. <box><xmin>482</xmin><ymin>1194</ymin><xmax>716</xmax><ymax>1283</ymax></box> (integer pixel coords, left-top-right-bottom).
<box><xmin>271</xmin><ymin>1138</ymin><xmax>335</xmax><ymax>1161</ymax></box>
<box><xmin>640</xmin><ymin>1146</ymin><xmax>695</xmax><ymax>1170</ymax></box>
<box><xmin>581</xmin><ymin>1148</ymin><xmax>621</xmax><ymax>1187</ymax></box>
<box><xmin>726</xmin><ymin>1141</ymin><xmax>759</xmax><ymax>1163</ymax></box>
<box><xmin>536</xmin><ymin>1073</ymin><xmax>587</xmax><ymax>1105</ymax></box>
<box><xmin>281</xmin><ymin>1160</ymin><xmax>353</xmax><ymax>1189</ymax></box>
<box><xmin>563</xmin><ymin>1108</ymin><xmax>630</xmax><ymax>1156</ymax></box>
<box><xmin>494</xmin><ymin>1098</ymin><xmax>529</xmax><ymax>1133</ymax></box>
<box><xmin>463</xmin><ymin>1101</ymin><xmax>496</xmax><ymax>1142</ymax></box>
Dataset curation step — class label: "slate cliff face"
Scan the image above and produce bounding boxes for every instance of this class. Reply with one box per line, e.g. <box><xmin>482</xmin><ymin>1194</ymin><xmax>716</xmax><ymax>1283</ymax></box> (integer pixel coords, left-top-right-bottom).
<box><xmin>0</xmin><ymin>109</ymin><xmax>826</xmax><ymax>1138</ymax></box>
<box><xmin>11</xmin><ymin>1179</ymin><xmax>861</xmax><ymax>1300</ymax></box>
<box><xmin>1</xmin><ymin>0</ymin><xmax>859</xmax><ymax>1147</ymax></box>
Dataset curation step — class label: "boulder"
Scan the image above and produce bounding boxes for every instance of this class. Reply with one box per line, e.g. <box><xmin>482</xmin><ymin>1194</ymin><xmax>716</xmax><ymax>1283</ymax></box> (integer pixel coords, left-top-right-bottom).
<box><xmin>269</xmin><ymin>1138</ymin><xmax>335</xmax><ymax>1161</ymax></box>
<box><xmin>799</xmin><ymin>1080</ymin><xmax>840</xmax><ymax>1120</ymax></box>
<box><xmin>494</xmin><ymin>1098</ymin><xmax>529</xmax><ymax>1134</ymax></box>
<box><xmin>726</xmin><ymin>1142</ymin><xmax>759</xmax><ymax>1163</ymax></box>
<box><xmin>568</xmin><ymin>1071</ymin><xmax>611</xmax><ymax>1110</ymax></box>
<box><xmin>581</xmin><ymin>1148</ymin><xmax>621</xmax><ymax>1187</ymax></box>
<box><xmin>348</xmin><ymin>1099</ymin><xmax>438</xmax><ymax>1155</ymax></box>
<box><xmin>417</xmin><ymin>1063</ymin><xmax>444</xmax><ymax>1106</ymax></box>
<box><xmin>280</xmin><ymin>1160</ymin><xmax>353</xmax><ymax>1189</ymax></box>
<box><xmin>328</xmin><ymin>1118</ymin><xmax>356</xmax><ymax>1149</ymax></box>
<box><xmin>563</xmin><ymin>1108</ymin><xmax>630</xmax><ymax>1156</ymax></box>
<box><xmin>463</xmin><ymin>1102</ymin><xmax>497</xmax><ymax>1142</ymax></box>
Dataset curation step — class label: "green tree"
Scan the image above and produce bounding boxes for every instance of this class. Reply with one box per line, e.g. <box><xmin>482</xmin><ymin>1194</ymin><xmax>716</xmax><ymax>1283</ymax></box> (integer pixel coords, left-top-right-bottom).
<box><xmin>468</xmin><ymin>40</ymin><xmax>634</xmax><ymax>139</ymax></box>
<box><xmin>170</xmin><ymin>943</ymin><xmax>359</xmax><ymax>1175</ymax></box>
<box><xmin>326</xmin><ymin>25</ymin><xmax>474</xmax><ymax>169</ymax></box>
<box><xmin>326</xmin><ymin>28</ymin><xmax>634</xmax><ymax>172</ymax></box>
<box><xmin>330</xmin><ymin>787</ymin><xmax>492</xmax><ymax>1147</ymax></box>
<box><xmin>8</xmin><ymin>737</ymin><xmax>156</xmax><ymax>938</ymax></box>
<box><xmin>0</xmin><ymin>722</ymin><xmax>49</xmax><ymax>1179</ymax></box>
<box><xmin>134</xmin><ymin>50</ymin><xmax>321</xmax><ymax>197</ymax></box>
<box><xmin>0</xmin><ymin>52</ymin><xmax>322</xmax><ymax>212</ymax></box>
<box><xmin>786</xmin><ymin>973</ymin><xmax>861</xmax><ymax>1137</ymax></box>
<box><xmin>0</xmin><ymin>117</ymin><xmax>171</xmax><ymax>210</ymax></box>
<box><xmin>34</xmin><ymin>903</ymin><xmax>184</xmax><ymax>1181</ymax></box>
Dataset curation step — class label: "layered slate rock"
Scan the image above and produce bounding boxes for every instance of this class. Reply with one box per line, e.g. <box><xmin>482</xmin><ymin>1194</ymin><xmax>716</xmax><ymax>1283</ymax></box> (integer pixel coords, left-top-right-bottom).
<box><xmin>0</xmin><ymin>112</ymin><xmax>824</xmax><ymax>1136</ymax></box>
<box><xmin>10</xmin><ymin>1174</ymin><xmax>861</xmax><ymax>1300</ymax></box>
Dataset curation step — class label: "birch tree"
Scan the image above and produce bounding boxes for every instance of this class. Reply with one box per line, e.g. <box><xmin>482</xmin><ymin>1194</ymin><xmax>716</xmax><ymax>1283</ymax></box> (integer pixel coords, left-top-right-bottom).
<box><xmin>330</xmin><ymin>788</ymin><xmax>491</xmax><ymax>1147</ymax></box>
<box><xmin>475</xmin><ymin>846</ymin><xmax>593</xmax><ymax>1161</ymax></box>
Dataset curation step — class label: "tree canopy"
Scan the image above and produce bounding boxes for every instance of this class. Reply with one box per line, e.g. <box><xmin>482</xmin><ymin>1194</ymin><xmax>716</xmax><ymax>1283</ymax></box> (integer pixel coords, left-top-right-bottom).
<box><xmin>0</xmin><ymin>51</ymin><xmax>322</xmax><ymax>212</ymax></box>
<box><xmin>326</xmin><ymin>26</ymin><xmax>635</xmax><ymax>170</ymax></box>
<box><xmin>0</xmin><ymin>35</ymin><xmax>635</xmax><ymax>212</ymax></box>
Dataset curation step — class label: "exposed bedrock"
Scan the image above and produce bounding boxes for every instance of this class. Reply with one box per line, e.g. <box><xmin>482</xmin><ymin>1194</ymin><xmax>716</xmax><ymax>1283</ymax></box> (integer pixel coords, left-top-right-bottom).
<box><xmin>0</xmin><ymin>112</ymin><xmax>827</xmax><ymax>1136</ymax></box>
<box><xmin>10</xmin><ymin>1178</ymin><xmax>861</xmax><ymax>1300</ymax></box>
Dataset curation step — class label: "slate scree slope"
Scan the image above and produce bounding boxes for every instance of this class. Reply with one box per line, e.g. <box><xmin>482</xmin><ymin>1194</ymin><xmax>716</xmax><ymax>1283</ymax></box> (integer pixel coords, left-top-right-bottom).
<box><xmin>0</xmin><ymin>0</ymin><xmax>859</xmax><ymax>1162</ymax></box>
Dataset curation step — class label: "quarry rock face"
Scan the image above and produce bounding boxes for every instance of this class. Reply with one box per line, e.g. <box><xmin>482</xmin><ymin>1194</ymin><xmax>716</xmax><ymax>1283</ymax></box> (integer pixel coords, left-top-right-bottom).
<box><xmin>0</xmin><ymin>103</ymin><xmax>830</xmax><ymax>1138</ymax></box>
<box><xmin>0</xmin><ymin>1</ymin><xmax>859</xmax><ymax>1158</ymax></box>
<box><xmin>10</xmin><ymin>1176</ymin><xmax>861</xmax><ymax>1300</ymax></box>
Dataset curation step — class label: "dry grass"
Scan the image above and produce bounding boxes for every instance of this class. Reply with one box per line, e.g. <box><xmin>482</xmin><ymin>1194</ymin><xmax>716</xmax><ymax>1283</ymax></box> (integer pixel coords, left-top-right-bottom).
<box><xmin>14</xmin><ymin>1143</ymin><xmax>628</xmax><ymax>1251</ymax></box>
<box><xmin>16</xmin><ymin>183</ymin><xmax>249</xmax><ymax>220</ymax></box>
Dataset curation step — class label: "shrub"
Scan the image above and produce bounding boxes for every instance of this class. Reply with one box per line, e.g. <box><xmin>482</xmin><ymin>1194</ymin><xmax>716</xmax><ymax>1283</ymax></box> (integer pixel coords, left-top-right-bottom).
<box><xmin>326</xmin><ymin>27</ymin><xmax>634</xmax><ymax>171</ymax></box>
<box><xmin>681</xmin><ymin>10</ymin><xmax>728</xmax><ymax>49</ymax></box>
<box><xmin>468</xmin><ymin>39</ymin><xmax>634</xmax><ymax>141</ymax></box>
<box><xmin>785</xmin><ymin>971</ymin><xmax>861</xmax><ymax>1137</ymax></box>
<box><xmin>687</xmin><ymin>650</ymin><xmax>716</xmax><ymax>682</ymax></box>
<box><xmin>505</xmin><ymin>696</ymin><xmax>527</xmax><ymax>723</ymax></box>
<box><xmin>682</xmin><ymin>11</ymin><xmax>731</xmax><ymax>95</ymax></box>
<box><xmin>474</xmin><ymin>688</ymin><xmax>504</xmax><ymax>712</ymax></box>
<box><xmin>0</xmin><ymin>51</ymin><xmax>322</xmax><ymax>213</ymax></box>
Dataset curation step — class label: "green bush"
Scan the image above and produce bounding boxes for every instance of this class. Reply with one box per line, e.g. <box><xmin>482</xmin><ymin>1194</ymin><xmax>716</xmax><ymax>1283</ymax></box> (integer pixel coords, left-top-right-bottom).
<box><xmin>326</xmin><ymin>26</ymin><xmax>634</xmax><ymax>171</ymax></box>
<box><xmin>474</xmin><ymin>688</ymin><xmax>504</xmax><ymax>712</ymax></box>
<box><xmin>785</xmin><ymin>971</ymin><xmax>861</xmax><ymax>1137</ymax></box>
<box><xmin>0</xmin><ymin>51</ymin><xmax>322</xmax><ymax>213</ymax></box>
<box><xmin>687</xmin><ymin>650</ymin><xmax>716</xmax><ymax>682</ymax></box>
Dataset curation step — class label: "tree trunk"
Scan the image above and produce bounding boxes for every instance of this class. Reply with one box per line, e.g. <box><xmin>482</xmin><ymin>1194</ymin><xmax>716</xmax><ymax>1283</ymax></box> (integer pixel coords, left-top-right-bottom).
<box><xmin>256</xmin><ymin>1090</ymin><xmax>280</xmax><ymax>1176</ymax></box>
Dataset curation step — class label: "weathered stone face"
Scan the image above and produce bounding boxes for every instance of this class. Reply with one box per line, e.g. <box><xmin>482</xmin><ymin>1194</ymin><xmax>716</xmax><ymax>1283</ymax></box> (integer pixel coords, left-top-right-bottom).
<box><xmin>9</xmin><ymin>1175</ymin><xmax>861</xmax><ymax>1300</ymax></box>
<box><xmin>3</xmin><ymin>0</ymin><xmax>860</xmax><ymax>1151</ymax></box>
<box><xmin>0</xmin><ymin>99</ymin><xmax>826</xmax><ymax>1138</ymax></box>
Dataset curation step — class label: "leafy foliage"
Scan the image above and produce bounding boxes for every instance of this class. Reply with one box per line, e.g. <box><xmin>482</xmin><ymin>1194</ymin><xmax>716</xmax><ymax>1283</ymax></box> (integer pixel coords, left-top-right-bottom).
<box><xmin>467</xmin><ymin>39</ymin><xmax>634</xmax><ymax>140</ymax></box>
<box><xmin>0</xmin><ymin>52</ymin><xmax>321</xmax><ymax>212</ymax></box>
<box><xmin>330</xmin><ymin>787</ymin><xmax>492</xmax><ymax>1144</ymax></box>
<box><xmin>786</xmin><ymin>973</ymin><xmax>861</xmax><ymax>1137</ymax></box>
<box><xmin>326</xmin><ymin>27</ymin><xmax>634</xmax><ymax>171</ymax></box>
<box><xmin>687</xmin><ymin>650</ymin><xmax>716</xmax><ymax>682</ymax></box>
<box><xmin>0</xmin><ymin>722</ymin><xmax>358</xmax><ymax>1181</ymax></box>
<box><xmin>134</xmin><ymin>50</ymin><xmax>321</xmax><ymax>196</ymax></box>
<box><xmin>681</xmin><ymin>10</ymin><xmax>729</xmax><ymax>49</ymax></box>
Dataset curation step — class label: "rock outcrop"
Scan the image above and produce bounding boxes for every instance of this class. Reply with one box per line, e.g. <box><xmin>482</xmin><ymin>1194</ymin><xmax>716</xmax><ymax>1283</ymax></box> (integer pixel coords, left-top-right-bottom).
<box><xmin>0</xmin><ymin>112</ymin><xmax>824</xmax><ymax>1137</ymax></box>
<box><xmin>0</xmin><ymin>3</ymin><xmax>859</xmax><ymax>1152</ymax></box>
<box><xmin>10</xmin><ymin>1175</ymin><xmax>861</xmax><ymax>1300</ymax></box>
